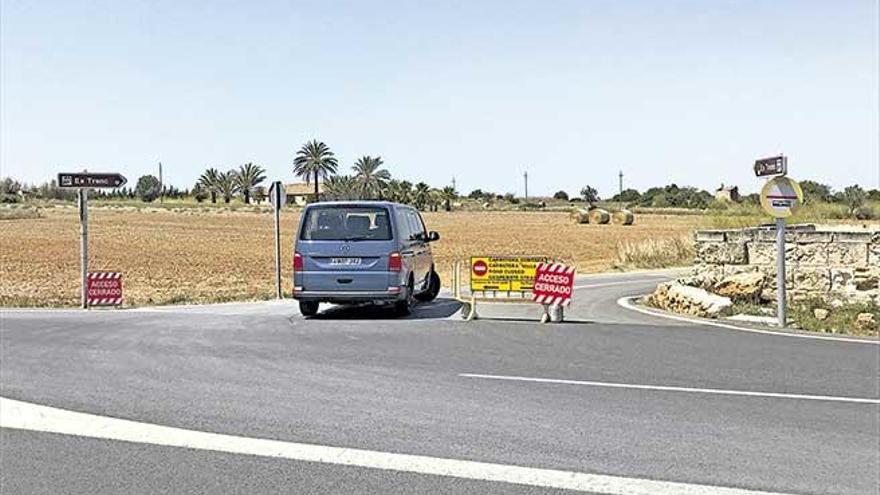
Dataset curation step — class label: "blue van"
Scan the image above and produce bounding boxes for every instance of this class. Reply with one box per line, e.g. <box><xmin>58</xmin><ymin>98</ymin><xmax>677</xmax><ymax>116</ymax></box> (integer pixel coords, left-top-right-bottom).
<box><xmin>292</xmin><ymin>201</ymin><xmax>441</xmax><ymax>316</ymax></box>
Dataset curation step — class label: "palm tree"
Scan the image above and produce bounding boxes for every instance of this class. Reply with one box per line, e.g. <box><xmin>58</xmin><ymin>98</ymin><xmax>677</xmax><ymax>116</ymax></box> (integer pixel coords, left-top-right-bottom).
<box><xmin>413</xmin><ymin>182</ymin><xmax>431</xmax><ymax>210</ymax></box>
<box><xmin>352</xmin><ymin>156</ymin><xmax>391</xmax><ymax>199</ymax></box>
<box><xmin>395</xmin><ymin>180</ymin><xmax>414</xmax><ymax>204</ymax></box>
<box><xmin>217</xmin><ymin>170</ymin><xmax>237</xmax><ymax>203</ymax></box>
<box><xmin>440</xmin><ymin>186</ymin><xmax>457</xmax><ymax>211</ymax></box>
<box><xmin>324</xmin><ymin>175</ymin><xmax>359</xmax><ymax>200</ymax></box>
<box><xmin>198</xmin><ymin>168</ymin><xmax>221</xmax><ymax>203</ymax></box>
<box><xmin>293</xmin><ymin>140</ymin><xmax>338</xmax><ymax>199</ymax></box>
<box><xmin>234</xmin><ymin>163</ymin><xmax>266</xmax><ymax>204</ymax></box>
<box><xmin>428</xmin><ymin>188</ymin><xmax>444</xmax><ymax>212</ymax></box>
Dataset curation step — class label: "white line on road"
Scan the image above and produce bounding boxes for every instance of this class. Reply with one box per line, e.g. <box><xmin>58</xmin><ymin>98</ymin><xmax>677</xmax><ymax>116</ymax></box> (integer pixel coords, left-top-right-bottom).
<box><xmin>459</xmin><ymin>373</ymin><xmax>880</xmax><ymax>405</ymax></box>
<box><xmin>573</xmin><ymin>278</ymin><xmax>668</xmax><ymax>290</ymax></box>
<box><xmin>616</xmin><ymin>296</ymin><xmax>880</xmax><ymax>345</ymax></box>
<box><xmin>1</xmin><ymin>396</ymin><xmax>793</xmax><ymax>495</ymax></box>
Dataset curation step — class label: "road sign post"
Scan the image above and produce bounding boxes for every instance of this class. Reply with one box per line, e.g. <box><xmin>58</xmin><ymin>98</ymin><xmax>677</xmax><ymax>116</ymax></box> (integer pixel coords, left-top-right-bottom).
<box><xmin>59</xmin><ymin>172</ymin><xmax>127</xmax><ymax>309</ymax></box>
<box><xmin>78</xmin><ymin>188</ymin><xmax>89</xmax><ymax>309</ymax></box>
<box><xmin>269</xmin><ymin>181</ymin><xmax>286</xmax><ymax>299</ymax></box>
<box><xmin>758</xmin><ymin>169</ymin><xmax>803</xmax><ymax>328</ymax></box>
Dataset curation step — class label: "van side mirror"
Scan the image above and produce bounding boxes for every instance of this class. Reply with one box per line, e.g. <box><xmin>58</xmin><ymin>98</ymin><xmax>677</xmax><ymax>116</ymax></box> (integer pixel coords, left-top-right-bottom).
<box><xmin>427</xmin><ymin>231</ymin><xmax>440</xmax><ymax>242</ymax></box>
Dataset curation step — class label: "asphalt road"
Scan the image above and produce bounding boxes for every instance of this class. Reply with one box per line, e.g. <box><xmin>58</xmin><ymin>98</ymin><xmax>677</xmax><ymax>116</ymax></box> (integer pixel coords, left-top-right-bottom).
<box><xmin>1</xmin><ymin>270</ymin><xmax>878</xmax><ymax>494</ymax></box>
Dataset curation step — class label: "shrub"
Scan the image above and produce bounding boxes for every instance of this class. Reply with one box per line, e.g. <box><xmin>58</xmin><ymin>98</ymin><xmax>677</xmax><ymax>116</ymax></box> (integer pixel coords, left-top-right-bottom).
<box><xmin>135</xmin><ymin>175</ymin><xmax>161</xmax><ymax>202</ymax></box>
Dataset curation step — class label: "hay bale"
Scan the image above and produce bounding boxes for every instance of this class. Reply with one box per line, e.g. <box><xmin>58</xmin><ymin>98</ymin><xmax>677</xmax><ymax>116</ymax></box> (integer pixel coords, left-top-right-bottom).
<box><xmin>569</xmin><ymin>208</ymin><xmax>590</xmax><ymax>224</ymax></box>
<box><xmin>589</xmin><ymin>208</ymin><xmax>610</xmax><ymax>224</ymax></box>
<box><xmin>612</xmin><ymin>209</ymin><xmax>634</xmax><ymax>225</ymax></box>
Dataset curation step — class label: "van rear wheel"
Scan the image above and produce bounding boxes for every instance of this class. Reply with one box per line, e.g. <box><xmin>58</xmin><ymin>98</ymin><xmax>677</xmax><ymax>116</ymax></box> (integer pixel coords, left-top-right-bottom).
<box><xmin>299</xmin><ymin>301</ymin><xmax>319</xmax><ymax>317</ymax></box>
<box><xmin>395</xmin><ymin>279</ymin><xmax>415</xmax><ymax>316</ymax></box>
<box><xmin>416</xmin><ymin>270</ymin><xmax>441</xmax><ymax>302</ymax></box>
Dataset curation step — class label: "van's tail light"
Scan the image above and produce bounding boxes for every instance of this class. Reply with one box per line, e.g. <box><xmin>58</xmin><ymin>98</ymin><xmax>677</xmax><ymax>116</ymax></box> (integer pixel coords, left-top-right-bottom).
<box><xmin>388</xmin><ymin>251</ymin><xmax>402</xmax><ymax>272</ymax></box>
<box><xmin>293</xmin><ymin>252</ymin><xmax>303</xmax><ymax>272</ymax></box>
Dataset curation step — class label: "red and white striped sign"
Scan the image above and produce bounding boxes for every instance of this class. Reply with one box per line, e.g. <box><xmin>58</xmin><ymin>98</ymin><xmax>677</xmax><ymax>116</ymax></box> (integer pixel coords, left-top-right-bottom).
<box><xmin>532</xmin><ymin>262</ymin><xmax>575</xmax><ymax>307</ymax></box>
<box><xmin>87</xmin><ymin>272</ymin><xmax>123</xmax><ymax>306</ymax></box>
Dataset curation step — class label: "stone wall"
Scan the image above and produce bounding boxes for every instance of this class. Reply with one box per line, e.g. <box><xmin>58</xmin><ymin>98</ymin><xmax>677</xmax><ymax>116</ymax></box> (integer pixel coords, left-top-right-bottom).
<box><xmin>692</xmin><ymin>225</ymin><xmax>879</xmax><ymax>305</ymax></box>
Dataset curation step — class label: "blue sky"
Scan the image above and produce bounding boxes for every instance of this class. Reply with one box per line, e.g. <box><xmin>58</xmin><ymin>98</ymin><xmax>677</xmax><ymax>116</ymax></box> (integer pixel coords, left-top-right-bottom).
<box><xmin>2</xmin><ymin>0</ymin><xmax>878</xmax><ymax>197</ymax></box>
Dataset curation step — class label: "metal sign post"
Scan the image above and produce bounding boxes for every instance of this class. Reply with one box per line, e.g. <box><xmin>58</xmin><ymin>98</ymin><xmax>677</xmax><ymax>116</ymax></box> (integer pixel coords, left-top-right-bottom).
<box><xmin>78</xmin><ymin>188</ymin><xmax>89</xmax><ymax>309</ymax></box>
<box><xmin>59</xmin><ymin>172</ymin><xmax>127</xmax><ymax>309</ymax></box>
<box><xmin>269</xmin><ymin>181</ymin><xmax>286</xmax><ymax>299</ymax></box>
<box><xmin>774</xmin><ymin>217</ymin><xmax>786</xmax><ymax>327</ymax></box>
<box><xmin>757</xmin><ymin>165</ymin><xmax>803</xmax><ymax>328</ymax></box>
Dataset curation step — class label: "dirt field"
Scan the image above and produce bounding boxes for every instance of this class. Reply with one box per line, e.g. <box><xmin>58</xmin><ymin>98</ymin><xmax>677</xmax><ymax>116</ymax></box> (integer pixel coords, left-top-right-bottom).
<box><xmin>0</xmin><ymin>206</ymin><xmax>705</xmax><ymax>307</ymax></box>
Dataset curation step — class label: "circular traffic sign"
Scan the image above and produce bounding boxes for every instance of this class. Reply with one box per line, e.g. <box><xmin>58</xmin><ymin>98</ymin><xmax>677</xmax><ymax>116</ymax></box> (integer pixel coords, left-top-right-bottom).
<box><xmin>760</xmin><ymin>176</ymin><xmax>803</xmax><ymax>218</ymax></box>
<box><xmin>472</xmin><ymin>260</ymin><xmax>488</xmax><ymax>276</ymax></box>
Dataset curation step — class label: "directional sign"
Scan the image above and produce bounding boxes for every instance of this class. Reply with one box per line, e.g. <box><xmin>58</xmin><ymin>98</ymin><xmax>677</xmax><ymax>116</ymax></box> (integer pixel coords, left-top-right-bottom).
<box><xmin>58</xmin><ymin>173</ymin><xmax>127</xmax><ymax>188</ymax></box>
<box><xmin>754</xmin><ymin>156</ymin><xmax>787</xmax><ymax>177</ymax></box>
<box><xmin>269</xmin><ymin>180</ymin><xmax>286</xmax><ymax>208</ymax></box>
<box><xmin>760</xmin><ymin>176</ymin><xmax>803</xmax><ymax>218</ymax></box>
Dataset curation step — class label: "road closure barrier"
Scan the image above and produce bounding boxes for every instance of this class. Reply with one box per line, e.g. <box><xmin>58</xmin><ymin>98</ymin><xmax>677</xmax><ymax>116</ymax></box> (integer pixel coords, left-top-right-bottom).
<box><xmin>452</xmin><ymin>256</ymin><xmax>575</xmax><ymax>323</ymax></box>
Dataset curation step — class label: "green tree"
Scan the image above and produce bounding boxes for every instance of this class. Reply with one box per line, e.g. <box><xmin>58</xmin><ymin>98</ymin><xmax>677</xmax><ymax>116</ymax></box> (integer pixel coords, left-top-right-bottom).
<box><xmin>440</xmin><ymin>186</ymin><xmax>457</xmax><ymax>211</ymax></box>
<box><xmin>217</xmin><ymin>170</ymin><xmax>237</xmax><ymax>203</ymax></box>
<box><xmin>413</xmin><ymin>182</ymin><xmax>431</xmax><ymax>210</ymax></box>
<box><xmin>234</xmin><ymin>163</ymin><xmax>266</xmax><ymax>204</ymax></box>
<box><xmin>135</xmin><ymin>175</ymin><xmax>161</xmax><ymax>202</ymax></box>
<box><xmin>198</xmin><ymin>168</ymin><xmax>221</xmax><ymax>203</ymax></box>
<box><xmin>611</xmin><ymin>188</ymin><xmax>640</xmax><ymax>203</ymax></box>
<box><xmin>352</xmin><ymin>156</ymin><xmax>391</xmax><ymax>199</ymax></box>
<box><xmin>552</xmin><ymin>190</ymin><xmax>569</xmax><ymax>201</ymax></box>
<box><xmin>192</xmin><ymin>182</ymin><xmax>208</xmax><ymax>203</ymax></box>
<box><xmin>324</xmin><ymin>175</ymin><xmax>359</xmax><ymax>200</ymax></box>
<box><xmin>800</xmin><ymin>180</ymin><xmax>832</xmax><ymax>203</ymax></box>
<box><xmin>580</xmin><ymin>185</ymin><xmax>600</xmax><ymax>204</ymax></box>
<box><xmin>837</xmin><ymin>185</ymin><xmax>867</xmax><ymax>216</ymax></box>
<box><xmin>293</xmin><ymin>140</ymin><xmax>339</xmax><ymax>199</ymax></box>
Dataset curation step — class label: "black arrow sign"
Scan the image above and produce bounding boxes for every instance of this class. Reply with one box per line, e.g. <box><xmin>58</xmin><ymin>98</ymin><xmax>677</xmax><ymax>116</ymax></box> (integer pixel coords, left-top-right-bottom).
<box><xmin>753</xmin><ymin>156</ymin><xmax>787</xmax><ymax>177</ymax></box>
<box><xmin>57</xmin><ymin>173</ymin><xmax>128</xmax><ymax>189</ymax></box>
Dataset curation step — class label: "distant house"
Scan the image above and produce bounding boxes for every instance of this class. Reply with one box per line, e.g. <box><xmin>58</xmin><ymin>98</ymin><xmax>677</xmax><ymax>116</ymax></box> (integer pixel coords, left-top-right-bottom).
<box><xmin>715</xmin><ymin>184</ymin><xmax>740</xmax><ymax>202</ymax></box>
<box><xmin>285</xmin><ymin>182</ymin><xmax>324</xmax><ymax>206</ymax></box>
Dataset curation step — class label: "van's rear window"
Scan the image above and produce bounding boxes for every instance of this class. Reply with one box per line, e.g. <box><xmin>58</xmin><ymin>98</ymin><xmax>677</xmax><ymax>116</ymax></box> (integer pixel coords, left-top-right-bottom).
<box><xmin>299</xmin><ymin>206</ymin><xmax>393</xmax><ymax>241</ymax></box>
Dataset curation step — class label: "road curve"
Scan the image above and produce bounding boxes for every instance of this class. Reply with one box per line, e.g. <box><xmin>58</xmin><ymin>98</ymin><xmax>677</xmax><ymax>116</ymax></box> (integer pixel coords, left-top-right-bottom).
<box><xmin>1</xmin><ymin>270</ymin><xmax>878</xmax><ymax>494</ymax></box>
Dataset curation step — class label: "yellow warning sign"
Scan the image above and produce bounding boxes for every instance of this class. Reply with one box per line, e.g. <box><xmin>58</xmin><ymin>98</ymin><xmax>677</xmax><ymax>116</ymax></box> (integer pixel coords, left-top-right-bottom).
<box><xmin>469</xmin><ymin>256</ymin><xmax>546</xmax><ymax>292</ymax></box>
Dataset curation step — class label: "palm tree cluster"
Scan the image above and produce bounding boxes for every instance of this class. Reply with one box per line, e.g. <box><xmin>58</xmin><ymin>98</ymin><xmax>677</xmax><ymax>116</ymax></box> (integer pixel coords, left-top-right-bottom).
<box><xmin>196</xmin><ymin>163</ymin><xmax>266</xmax><ymax>204</ymax></box>
<box><xmin>299</xmin><ymin>140</ymin><xmax>457</xmax><ymax>211</ymax></box>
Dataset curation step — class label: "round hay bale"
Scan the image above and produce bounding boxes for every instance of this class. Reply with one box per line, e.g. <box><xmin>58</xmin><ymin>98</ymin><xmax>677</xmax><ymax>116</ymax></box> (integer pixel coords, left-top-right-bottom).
<box><xmin>569</xmin><ymin>208</ymin><xmax>590</xmax><ymax>224</ymax></box>
<box><xmin>612</xmin><ymin>209</ymin><xmax>634</xmax><ymax>225</ymax></box>
<box><xmin>589</xmin><ymin>208</ymin><xmax>610</xmax><ymax>224</ymax></box>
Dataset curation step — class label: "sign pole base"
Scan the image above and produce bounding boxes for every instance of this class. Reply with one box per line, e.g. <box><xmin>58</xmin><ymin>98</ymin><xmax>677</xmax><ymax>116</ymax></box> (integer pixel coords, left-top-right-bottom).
<box><xmin>776</xmin><ymin>217</ymin><xmax>786</xmax><ymax>328</ymax></box>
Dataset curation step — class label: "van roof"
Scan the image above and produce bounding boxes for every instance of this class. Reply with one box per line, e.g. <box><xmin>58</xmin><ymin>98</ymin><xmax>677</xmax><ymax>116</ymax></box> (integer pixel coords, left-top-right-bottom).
<box><xmin>304</xmin><ymin>200</ymin><xmax>405</xmax><ymax>209</ymax></box>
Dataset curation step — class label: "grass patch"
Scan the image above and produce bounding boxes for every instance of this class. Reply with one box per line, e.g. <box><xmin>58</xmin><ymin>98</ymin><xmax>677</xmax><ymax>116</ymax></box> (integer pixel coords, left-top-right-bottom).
<box><xmin>0</xmin><ymin>205</ymin><xmax>43</xmax><ymax>220</ymax></box>
<box><xmin>789</xmin><ymin>299</ymin><xmax>879</xmax><ymax>337</ymax></box>
<box><xmin>612</xmin><ymin>235</ymin><xmax>694</xmax><ymax>269</ymax></box>
<box><xmin>724</xmin><ymin>298</ymin><xmax>878</xmax><ymax>337</ymax></box>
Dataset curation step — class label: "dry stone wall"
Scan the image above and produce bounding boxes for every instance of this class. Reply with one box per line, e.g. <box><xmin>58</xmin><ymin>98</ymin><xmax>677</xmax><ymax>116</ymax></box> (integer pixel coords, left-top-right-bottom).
<box><xmin>692</xmin><ymin>225</ymin><xmax>879</xmax><ymax>306</ymax></box>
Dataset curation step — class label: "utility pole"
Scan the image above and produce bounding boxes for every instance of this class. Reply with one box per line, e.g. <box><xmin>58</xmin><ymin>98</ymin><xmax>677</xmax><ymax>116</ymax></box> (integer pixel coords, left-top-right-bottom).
<box><xmin>452</xmin><ymin>176</ymin><xmax>456</xmax><ymax>191</ymax></box>
<box><xmin>619</xmin><ymin>170</ymin><xmax>624</xmax><ymax>195</ymax></box>
<box><xmin>158</xmin><ymin>161</ymin><xmax>164</xmax><ymax>203</ymax></box>
<box><xmin>524</xmin><ymin>170</ymin><xmax>529</xmax><ymax>201</ymax></box>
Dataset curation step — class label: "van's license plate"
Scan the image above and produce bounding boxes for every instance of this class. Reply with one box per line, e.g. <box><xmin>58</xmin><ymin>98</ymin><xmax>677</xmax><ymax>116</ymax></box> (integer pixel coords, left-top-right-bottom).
<box><xmin>330</xmin><ymin>257</ymin><xmax>361</xmax><ymax>266</ymax></box>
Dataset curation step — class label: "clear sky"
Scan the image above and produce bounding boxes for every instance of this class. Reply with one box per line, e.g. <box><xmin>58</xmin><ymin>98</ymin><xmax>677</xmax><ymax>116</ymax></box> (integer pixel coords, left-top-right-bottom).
<box><xmin>2</xmin><ymin>0</ymin><xmax>878</xmax><ymax>197</ymax></box>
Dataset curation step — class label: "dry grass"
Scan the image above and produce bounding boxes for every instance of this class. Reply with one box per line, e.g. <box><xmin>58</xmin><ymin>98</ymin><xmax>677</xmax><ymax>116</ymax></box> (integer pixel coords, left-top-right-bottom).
<box><xmin>0</xmin><ymin>208</ymin><xmax>704</xmax><ymax>307</ymax></box>
<box><xmin>611</xmin><ymin>236</ymin><xmax>695</xmax><ymax>270</ymax></box>
<box><xmin>0</xmin><ymin>205</ymin><xmax>43</xmax><ymax>220</ymax></box>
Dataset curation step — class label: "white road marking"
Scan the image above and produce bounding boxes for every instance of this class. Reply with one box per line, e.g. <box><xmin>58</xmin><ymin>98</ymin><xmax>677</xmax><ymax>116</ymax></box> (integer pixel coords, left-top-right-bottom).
<box><xmin>572</xmin><ymin>278</ymin><xmax>668</xmax><ymax>290</ymax></box>
<box><xmin>459</xmin><ymin>374</ymin><xmax>880</xmax><ymax>405</ymax></box>
<box><xmin>0</xmin><ymin>396</ymin><xmax>793</xmax><ymax>495</ymax></box>
<box><xmin>616</xmin><ymin>296</ymin><xmax>880</xmax><ymax>345</ymax></box>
